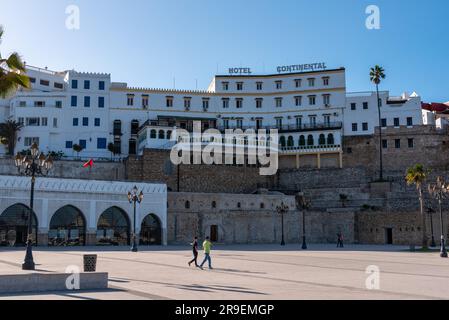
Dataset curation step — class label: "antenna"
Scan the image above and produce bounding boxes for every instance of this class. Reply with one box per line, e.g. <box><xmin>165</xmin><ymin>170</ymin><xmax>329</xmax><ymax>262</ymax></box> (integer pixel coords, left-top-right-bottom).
<box><xmin>195</xmin><ymin>79</ymin><xmax>198</xmax><ymax>90</ymax></box>
<box><xmin>173</xmin><ymin>77</ymin><xmax>176</xmax><ymax>89</ymax></box>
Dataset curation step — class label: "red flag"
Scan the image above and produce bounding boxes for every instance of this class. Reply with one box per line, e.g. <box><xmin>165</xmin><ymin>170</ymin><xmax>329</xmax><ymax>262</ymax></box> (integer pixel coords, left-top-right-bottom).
<box><xmin>83</xmin><ymin>159</ymin><xmax>94</xmax><ymax>168</ymax></box>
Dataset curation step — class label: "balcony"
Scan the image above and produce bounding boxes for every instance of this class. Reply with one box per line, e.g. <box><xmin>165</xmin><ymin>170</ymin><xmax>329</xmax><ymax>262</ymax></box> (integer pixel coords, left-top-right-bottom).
<box><xmin>281</xmin><ymin>144</ymin><xmax>342</xmax><ymax>154</ymax></box>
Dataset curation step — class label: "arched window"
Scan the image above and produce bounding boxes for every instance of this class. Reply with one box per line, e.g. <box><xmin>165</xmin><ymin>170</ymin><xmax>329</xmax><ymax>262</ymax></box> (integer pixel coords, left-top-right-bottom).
<box><xmin>49</xmin><ymin>205</ymin><xmax>86</xmax><ymax>246</ymax></box>
<box><xmin>279</xmin><ymin>136</ymin><xmax>286</xmax><ymax>147</ymax></box>
<box><xmin>327</xmin><ymin>133</ymin><xmax>335</xmax><ymax>145</ymax></box>
<box><xmin>260</xmin><ymin>203</ymin><xmax>265</xmax><ymax>209</ymax></box>
<box><xmin>140</xmin><ymin>214</ymin><xmax>162</xmax><ymax>245</ymax></box>
<box><xmin>150</xmin><ymin>129</ymin><xmax>157</xmax><ymax>139</ymax></box>
<box><xmin>287</xmin><ymin>136</ymin><xmax>294</xmax><ymax>147</ymax></box>
<box><xmin>237</xmin><ymin>202</ymin><xmax>241</xmax><ymax>208</ymax></box>
<box><xmin>158</xmin><ymin>130</ymin><xmax>165</xmax><ymax>139</ymax></box>
<box><xmin>0</xmin><ymin>204</ymin><xmax>37</xmax><ymax>246</ymax></box>
<box><xmin>185</xmin><ymin>201</ymin><xmax>190</xmax><ymax>209</ymax></box>
<box><xmin>97</xmin><ymin>206</ymin><xmax>130</xmax><ymax>246</ymax></box>
<box><xmin>166</xmin><ymin>130</ymin><xmax>172</xmax><ymax>140</ymax></box>
<box><xmin>307</xmin><ymin>135</ymin><xmax>314</xmax><ymax>146</ymax></box>
<box><xmin>319</xmin><ymin>134</ymin><xmax>326</xmax><ymax>145</ymax></box>
<box><xmin>211</xmin><ymin>201</ymin><xmax>217</xmax><ymax>208</ymax></box>
<box><xmin>299</xmin><ymin>135</ymin><xmax>305</xmax><ymax>146</ymax></box>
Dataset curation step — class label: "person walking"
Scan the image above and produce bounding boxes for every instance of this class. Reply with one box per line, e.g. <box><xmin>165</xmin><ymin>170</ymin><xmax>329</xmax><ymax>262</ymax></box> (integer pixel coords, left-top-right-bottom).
<box><xmin>199</xmin><ymin>236</ymin><xmax>213</xmax><ymax>270</ymax></box>
<box><xmin>188</xmin><ymin>236</ymin><xmax>199</xmax><ymax>267</ymax></box>
<box><xmin>337</xmin><ymin>232</ymin><xmax>344</xmax><ymax>248</ymax></box>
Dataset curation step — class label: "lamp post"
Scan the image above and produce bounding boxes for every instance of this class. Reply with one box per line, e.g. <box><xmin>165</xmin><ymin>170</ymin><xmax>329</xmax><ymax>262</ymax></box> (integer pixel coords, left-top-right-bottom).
<box><xmin>128</xmin><ymin>185</ymin><xmax>143</xmax><ymax>252</ymax></box>
<box><xmin>296</xmin><ymin>192</ymin><xmax>311</xmax><ymax>250</ymax></box>
<box><xmin>426</xmin><ymin>206</ymin><xmax>436</xmax><ymax>248</ymax></box>
<box><xmin>14</xmin><ymin>143</ymin><xmax>54</xmax><ymax>270</ymax></box>
<box><xmin>276</xmin><ymin>202</ymin><xmax>289</xmax><ymax>246</ymax></box>
<box><xmin>428</xmin><ymin>177</ymin><xmax>448</xmax><ymax>258</ymax></box>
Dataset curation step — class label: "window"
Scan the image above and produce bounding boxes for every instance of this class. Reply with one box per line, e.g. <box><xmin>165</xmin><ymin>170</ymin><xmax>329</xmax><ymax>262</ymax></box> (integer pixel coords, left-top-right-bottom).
<box><xmin>84</xmin><ymin>96</ymin><xmax>90</xmax><ymax>107</ymax></box>
<box><xmin>41</xmin><ymin>117</ymin><xmax>48</xmax><ymax>126</ymax></box>
<box><xmin>323</xmin><ymin>115</ymin><xmax>331</xmax><ymax>126</ymax></box>
<box><xmin>323</xmin><ymin>94</ymin><xmax>330</xmax><ymax>105</ymax></box>
<box><xmin>127</xmin><ymin>94</ymin><xmax>134</xmax><ymax>106</ymax></box>
<box><xmin>82</xmin><ymin>117</ymin><xmax>89</xmax><ymax>126</ymax></box>
<box><xmin>53</xmin><ymin>118</ymin><xmax>58</xmax><ymax>128</ymax></box>
<box><xmin>352</xmin><ymin>123</ymin><xmax>358</xmax><ymax>132</ymax></box>
<box><xmin>322</xmin><ymin>77</ymin><xmax>329</xmax><ymax>86</ymax></box>
<box><xmin>73</xmin><ymin>118</ymin><xmax>79</xmax><ymax>126</ymax></box>
<box><xmin>382</xmin><ymin>140</ymin><xmax>388</xmax><ymax>149</ymax></box>
<box><xmin>97</xmin><ymin>138</ymin><xmax>107</xmax><ymax>149</ymax></box>
<box><xmin>72</xmin><ymin>80</ymin><xmax>78</xmax><ymax>89</ymax></box>
<box><xmin>65</xmin><ymin>141</ymin><xmax>73</xmax><ymax>149</ymax></box>
<box><xmin>236</xmin><ymin>82</ymin><xmax>243</xmax><ymax>90</ymax></box>
<box><xmin>308</xmin><ymin>78</ymin><xmax>315</xmax><ymax>87</ymax></box>
<box><xmin>18</xmin><ymin>117</ymin><xmax>24</xmax><ymax>125</ymax></box>
<box><xmin>407</xmin><ymin>117</ymin><xmax>413</xmax><ymax>126</ymax></box>
<box><xmin>275</xmin><ymin>81</ymin><xmax>282</xmax><ymax>89</ymax></box>
<box><xmin>71</xmin><ymin>96</ymin><xmax>77</xmax><ymax>107</ymax></box>
<box><xmin>351</xmin><ymin>103</ymin><xmax>356</xmax><ymax>110</ymax></box>
<box><xmin>319</xmin><ymin>134</ymin><xmax>326</xmax><ymax>145</ymax></box>
<box><xmin>185</xmin><ymin>201</ymin><xmax>190</xmax><ymax>209</ymax></box>
<box><xmin>256</xmin><ymin>82</ymin><xmax>263</xmax><ymax>90</ymax></box>
<box><xmin>99</xmin><ymin>81</ymin><xmax>105</xmax><ymax>90</ymax></box>
<box><xmin>308</xmin><ymin>95</ymin><xmax>316</xmax><ymax>105</ymax></box>
<box><xmin>202</xmin><ymin>98</ymin><xmax>209</xmax><ymax>110</ymax></box>
<box><xmin>222</xmin><ymin>98</ymin><xmax>229</xmax><ymax>108</ymax></box>
<box><xmin>26</xmin><ymin>117</ymin><xmax>40</xmax><ymax>126</ymax></box>
<box><xmin>54</xmin><ymin>82</ymin><xmax>63</xmax><ymax>89</ymax></box>
<box><xmin>236</xmin><ymin>119</ymin><xmax>243</xmax><ymax>129</ymax></box>
<box><xmin>158</xmin><ymin>130</ymin><xmax>165</xmax><ymax>139</ymax></box>
<box><xmin>275</xmin><ymin>97</ymin><xmax>282</xmax><ymax>108</ymax></box>
<box><xmin>295</xmin><ymin>79</ymin><xmax>302</xmax><ymax>88</ymax></box>
<box><xmin>235</xmin><ymin>98</ymin><xmax>243</xmax><ymax>109</ymax></box>
<box><xmin>141</xmin><ymin>95</ymin><xmax>149</xmax><ymax>108</ymax></box>
<box><xmin>327</xmin><ymin>133</ymin><xmax>335</xmax><ymax>145</ymax></box>
<box><xmin>40</xmin><ymin>79</ymin><xmax>49</xmax><ymax>86</ymax></box>
<box><xmin>381</xmin><ymin>118</ymin><xmax>387</xmax><ymax>127</ymax></box>
<box><xmin>84</xmin><ymin>80</ymin><xmax>90</xmax><ymax>90</ymax></box>
<box><xmin>395</xmin><ymin>139</ymin><xmax>401</xmax><ymax>149</ymax></box>
<box><xmin>296</xmin><ymin>117</ymin><xmax>302</xmax><ymax>129</ymax></box>
<box><xmin>24</xmin><ymin>137</ymin><xmax>39</xmax><ymax>147</ymax></box>
<box><xmin>307</xmin><ymin>135</ymin><xmax>314</xmax><ymax>146</ymax></box>
<box><xmin>29</xmin><ymin>77</ymin><xmax>36</xmax><ymax>83</ymax></box>
<box><xmin>79</xmin><ymin>140</ymin><xmax>87</xmax><ymax>149</ymax></box>
<box><xmin>408</xmin><ymin>138</ymin><xmax>414</xmax><ymax>148</ymax></box>
<box><xmin>363</xmin><ymin>102</ymin><xmax>368</xmax><ymax>109</ymax></box>
<box><xmin>34</xmin><ymin>101</ymin><xmax>45</xmax><ymax>107</ymax></box>
<box><xmin>295</xmin><ymin>96</ymin><xmax>302</xmax><ymax>106</ymax></box>
<box><xmin>94</xmin><ymin>118</ymin><xmax>101</xmax><ymax>127</ymax></box>
<box><xmin>98</xmin><ymin>96</ymin><xmax>105</xmax><ymax>108</ymax></box>
<box><xmin>394</xmin><ymin>118</ymin><xmax>400</xmax><ymax>127</ymax></box>
<box><xmin>299</xmin><ymin>135</ymin><xmax>305</xmax><ymax>146</ymax></box>
<box><xmin>166</xmin><ymin>96</ymin><xmax>173</xmax><ymax>107</ymax></box>
<box><xmin>309</xmin><ymin>116</ymin><xmax>317</xmax><ymax>126</ymax></box>
<box><xmin>223</xmin><ymin>119</ymin><xmax>229</xmax><ymax>129</ymax></box>
<box><xmin>55</xmin><ymin>101</ymin><xmax>62</xmax><ymax>108</ymax></box>
<box><xmin>255</xmin><ymin>98</ymin><xmax>263</xmax><ymax>109</ymax></box>
<box><xmin>19</xmin><ymin>101</ymin><xmax>26</xmax><ymax>107</ymax></box>
<box><xmin>184</xmin><ymin>97</ymin><xmax>191</xmax><ymax>110</ymax></box>
<box><xmin>222</xmin><ymin>82</ymin><xmax>229</xmax><ymax>91</ymax></box>
<box><xmin>256</xmin><ymin>118</ymin><xmax>263</xmax><ymax>129</ymax></box>
<box><xmin>275</xmin><ymin>118</ymin><xmax>283</xmax><ymax>129</ymax></box>
<box><xmin>362</xmin><ymin>122</ymin><xmax>368</xmax><ymax>131</ymax></box>
<box><xmin>150</xmin><ymin>129</ymin><xmax>157</xmax><ymax>139</ymax></box>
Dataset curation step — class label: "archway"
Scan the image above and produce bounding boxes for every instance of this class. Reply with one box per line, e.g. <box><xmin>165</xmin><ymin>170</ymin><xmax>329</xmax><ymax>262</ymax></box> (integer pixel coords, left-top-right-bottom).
<box><xmin>49</xmin><ymin>205</ymin><xmax>86</xmax><ymax>246</ymax></box>
<box><xmin>0</xmin><ymin>204</ymin><xmax>37</xmax><ymax>247</ymax></box>
<box><xmin>97</xmin><ymin>206</ymin><xmax>130</xmax><ymax>246</ymax></box>
<box><xmin>139</xmin><ymin>214</ymin><xmax>162</xmax><ymax>245</ymax></box>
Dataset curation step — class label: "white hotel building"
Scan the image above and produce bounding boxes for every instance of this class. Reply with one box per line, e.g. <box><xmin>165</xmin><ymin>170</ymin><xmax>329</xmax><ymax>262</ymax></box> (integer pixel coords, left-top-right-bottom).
<box><xmin>0</xmin><ymin>65</ymin><xmax>423</xmax><ymax>165</ymax></box>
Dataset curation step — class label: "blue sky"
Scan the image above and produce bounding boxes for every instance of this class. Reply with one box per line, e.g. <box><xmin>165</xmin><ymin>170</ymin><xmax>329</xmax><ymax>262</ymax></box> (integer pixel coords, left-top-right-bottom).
<box><xmin>0</xmin><ymin>0</ymin><xmax>448</xmax><ymax>101</ymax></box>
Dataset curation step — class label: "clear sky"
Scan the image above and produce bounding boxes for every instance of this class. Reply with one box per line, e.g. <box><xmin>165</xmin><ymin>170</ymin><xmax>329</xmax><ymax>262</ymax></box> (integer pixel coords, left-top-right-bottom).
<box><xmin>0</xmin><ymin>0</ymin><xmax>448</xmax><ymax>101</ymax></box>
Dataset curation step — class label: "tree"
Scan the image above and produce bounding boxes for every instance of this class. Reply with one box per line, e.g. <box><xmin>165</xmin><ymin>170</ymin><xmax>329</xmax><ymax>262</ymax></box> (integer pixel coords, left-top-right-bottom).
<box><xmin>0</xmin><ymin>119</ymin><xmax>23</xmax><ymax>155</ymax></box>
<box><xmin>0</xmin><ymin>25</ymin><xmax>30</xmax><ymax>98</ymax></box>
<box><xmin>406</xmin><ymin>164</ymin><xmax>429</xmax><ymax>249</ymax></box>
<box><xmin>370</xmin><ymin>65</ymin><xmax>386</xmax><ymax>181</ymax></box>
<box><xmin>72</xmin><ymin>144</ymin><xmax>84</xmax><ymax>159</ymax></box>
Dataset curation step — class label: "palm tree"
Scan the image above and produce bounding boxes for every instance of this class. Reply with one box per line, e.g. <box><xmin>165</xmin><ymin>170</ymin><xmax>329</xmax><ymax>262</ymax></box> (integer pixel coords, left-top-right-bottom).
<box><xmin>0</xmin><ymin>119</ymin><xmax>23</xmax><ymax>155</ymax></box>
<box><xmin>406</xmin><ymin>164</ymin><xmax>429</xmax><ymax>249</ymax></box>
<box><xmin>0</xmin><ymin>25</ymin><xmax>30</xmax><ymax>98</ymax></box>
<box><xmin>370</xmin><ymin>65</ymin><xmax>386</xmax><ymax>181</ymax></box>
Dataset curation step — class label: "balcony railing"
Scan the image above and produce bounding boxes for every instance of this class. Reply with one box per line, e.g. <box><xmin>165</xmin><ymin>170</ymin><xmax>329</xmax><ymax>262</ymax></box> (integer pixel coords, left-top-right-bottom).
<box><xmin>280</xmin><ymin>144</ymin><xmax>341</xmax><ymax>154</ymax></box>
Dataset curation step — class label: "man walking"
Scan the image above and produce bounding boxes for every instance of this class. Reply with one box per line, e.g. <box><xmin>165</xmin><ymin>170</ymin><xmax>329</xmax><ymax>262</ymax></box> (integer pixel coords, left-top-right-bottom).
<box><xmin>199</xmin><ymin>236</ymin><xmax>213</xmax><ymax>270</ymax></box>
<box><xmin>188</xmin><ymin>236</ymin><xmax>199</xmax><ymax>267</ymax></box>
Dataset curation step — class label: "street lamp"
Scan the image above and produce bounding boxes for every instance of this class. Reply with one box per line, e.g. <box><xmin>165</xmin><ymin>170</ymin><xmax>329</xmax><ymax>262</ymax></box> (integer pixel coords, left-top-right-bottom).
<box><xmin>14</xmin><ymin>143</ymin><xmax>54</xmax><ymax>270</ymax></box>
<box><xmin>128</xmin><ymin>185</ymin><xmax>143</xmax><ymax>252</ymax></box>
<box><xmin>276</xmin><ymin>202</ymin><xmax>289</xmax><ymax>246</ymax></box>
<box><xmin>426</xmin><ymin>206</ymin><xmax>436</xmax><ymax>248</ymax></box>
<box><xmin>428</xmin><ymin>177</ymin><xmax>448</xmax><ymax>258</ymax></box>
<box><xmin>296</xmin><ymin>192</ymin><xmax>311</xmax><ymax>250</ymax></box>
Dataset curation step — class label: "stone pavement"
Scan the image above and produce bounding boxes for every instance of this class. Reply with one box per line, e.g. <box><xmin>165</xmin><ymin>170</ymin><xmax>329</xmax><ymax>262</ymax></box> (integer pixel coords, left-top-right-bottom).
<box><xmin>0</xmin><ymin>244</ymin><xmax>448</xmax><ymax>300</ymax></box>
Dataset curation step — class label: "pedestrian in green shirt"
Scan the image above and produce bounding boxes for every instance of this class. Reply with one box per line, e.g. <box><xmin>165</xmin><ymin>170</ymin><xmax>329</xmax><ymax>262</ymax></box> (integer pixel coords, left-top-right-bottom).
<box><xmin>199</xmin><ymin>237</ymin><xmax>213</xmax><ymax>269</ymax></box>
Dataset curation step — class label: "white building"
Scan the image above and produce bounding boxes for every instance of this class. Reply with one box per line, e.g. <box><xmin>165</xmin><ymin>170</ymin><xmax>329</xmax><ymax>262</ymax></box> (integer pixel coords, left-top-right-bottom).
<box><xmin>0</xmin><ymin>65</ymin><xmax>424</xmax><ymax>161</ymax></box>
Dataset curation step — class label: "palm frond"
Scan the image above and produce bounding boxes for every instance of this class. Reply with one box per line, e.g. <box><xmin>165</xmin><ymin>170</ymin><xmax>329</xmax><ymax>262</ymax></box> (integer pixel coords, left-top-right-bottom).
<box><xmin>6</xmin><ymin>52</ymin><xmax>26</xmax><ymax>72</ymax></box>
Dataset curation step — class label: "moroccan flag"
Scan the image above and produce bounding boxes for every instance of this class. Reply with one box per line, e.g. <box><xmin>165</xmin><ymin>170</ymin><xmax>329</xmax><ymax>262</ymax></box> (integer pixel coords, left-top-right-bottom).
<box><xmin>83</xmin><ymin>159</ymin><xmax>94</xmax><ymax>168</ymax></box>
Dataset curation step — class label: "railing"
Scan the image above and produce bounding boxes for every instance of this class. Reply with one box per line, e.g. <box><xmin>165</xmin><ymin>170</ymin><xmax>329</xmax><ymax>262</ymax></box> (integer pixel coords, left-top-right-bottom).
<box><xmin>280</xmin><ymin>144</ymin><xmax>341</xmax><ymax>153</ymax></box>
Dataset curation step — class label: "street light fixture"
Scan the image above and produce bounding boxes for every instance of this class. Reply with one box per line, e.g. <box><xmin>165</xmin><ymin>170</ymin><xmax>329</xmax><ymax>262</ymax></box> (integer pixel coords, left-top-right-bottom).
<box><xmin>128</xmin><ymin>185</ymin><xmax>143</xmax><ymax>252</ymax></box>
<box><xmin>276</xmin><ymin>202</ymin><xmax>289</xmax><ymax>246</ymax></box>
<box><xmin>14</xmin><ymin>143</ymin><xmax>54</xmax><ymax>270</ymax></box>
<box><xmin>296</xmin><ymin>192</ymin><xmax>311</xmax><ymax>250</ymax></box>
<box><xmin>428</xmin><ymin>176</ymin><xmax>448</xmax><ymax>258</ymax></box>
<box><xmin>426</xmin><ymin>206</ymin><xmax>436</xmax><ymax>248</ymax></box>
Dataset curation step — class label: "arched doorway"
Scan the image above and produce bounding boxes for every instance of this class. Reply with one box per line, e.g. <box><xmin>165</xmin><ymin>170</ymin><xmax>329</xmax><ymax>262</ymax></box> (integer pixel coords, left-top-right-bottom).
<box><xmin>97</xmin><ymin>207</ymin><xmax>130</xmax><ymax>246</ymax></box>
<box><xmin>0</xmin><ymin>204</ymin><xmax>37</xmax><ymax>247</ymax></box>
<box><xmin>48</xmin><ymin>205</ymin><xmax>86</xmax><ymax>246</ymax></box>
<box><xmin>140</xmin><ymin>214</ymin><xmax>162</xmax><ymax>245</ymax></box>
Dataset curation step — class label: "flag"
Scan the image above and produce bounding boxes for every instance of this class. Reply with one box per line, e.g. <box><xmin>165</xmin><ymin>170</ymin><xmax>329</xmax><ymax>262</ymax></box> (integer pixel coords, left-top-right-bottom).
<box><xmin>83</xmin><ymin>159</ymin><xmax>94</xmax><ymax>168</ymax></box>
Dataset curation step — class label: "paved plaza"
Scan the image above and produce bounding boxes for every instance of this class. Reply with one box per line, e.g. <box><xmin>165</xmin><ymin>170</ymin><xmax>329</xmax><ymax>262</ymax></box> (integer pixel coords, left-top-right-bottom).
<box><xmin>0</xmin><ymin>244</ymin><xmax>448</xmax><ymax>300</ymax></box>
